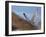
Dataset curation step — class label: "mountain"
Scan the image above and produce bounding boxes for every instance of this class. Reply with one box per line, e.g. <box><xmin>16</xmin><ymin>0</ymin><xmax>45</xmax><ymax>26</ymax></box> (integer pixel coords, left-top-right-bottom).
<box><xmin>12</xmin><ymin>12</ymin><xmax>37</xmax><ymax>30</ymax></box>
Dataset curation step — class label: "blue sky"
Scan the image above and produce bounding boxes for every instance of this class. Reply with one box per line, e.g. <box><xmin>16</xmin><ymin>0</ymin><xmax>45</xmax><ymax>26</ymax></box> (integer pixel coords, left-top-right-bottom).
<box><xmin>12</xmin><ymin>6</ymin><xmax>41</xmax><ymax>22</ymax></box>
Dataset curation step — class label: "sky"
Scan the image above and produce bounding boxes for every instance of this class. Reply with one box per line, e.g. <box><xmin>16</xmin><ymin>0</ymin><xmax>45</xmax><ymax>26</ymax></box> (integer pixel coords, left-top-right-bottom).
<box><xmin>12</xmin><ymin>5</ymin><xmax>41</xmax><ymax>21</ymax></box>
